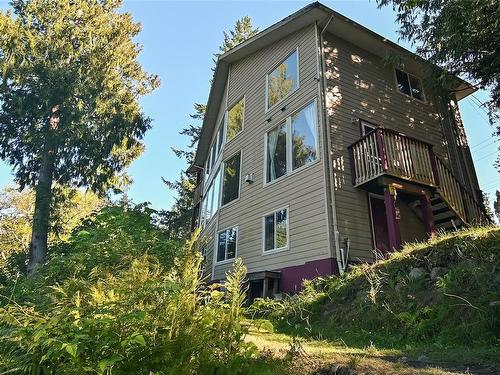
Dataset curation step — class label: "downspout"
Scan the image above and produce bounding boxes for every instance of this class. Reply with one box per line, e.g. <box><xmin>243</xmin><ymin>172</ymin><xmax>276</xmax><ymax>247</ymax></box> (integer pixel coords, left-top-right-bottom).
<box><xmin>318</xmin><ymin>16</ymin><xmax>345</xmax><ymax>274</ymax></box>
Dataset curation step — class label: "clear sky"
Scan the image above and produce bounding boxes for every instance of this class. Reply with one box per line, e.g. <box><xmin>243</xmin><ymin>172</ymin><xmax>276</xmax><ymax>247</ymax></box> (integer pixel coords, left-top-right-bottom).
<box><xmin>0</xmin><ymin>0</ymin><xmax>498</xmax><ymax>211</ymax></box>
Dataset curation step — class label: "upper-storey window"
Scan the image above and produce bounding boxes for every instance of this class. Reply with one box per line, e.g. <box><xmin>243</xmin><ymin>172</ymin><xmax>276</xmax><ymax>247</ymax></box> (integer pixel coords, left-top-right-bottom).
<box><xmin>395</xmin><ymin>68</ymin><xmax>425</xmax><ymax>101</ymax></box>
<box><xmin>227</xmin><ymin>98</ymin><xmax>244</xmax><ymax>141</ymax></box>
<box><xmin>267</xmin><ymin>49</ymin><xmax>299</xmax><ymax>110</ymax></box>
<box><xmin>265</xmin><ymin>100</ymin><xmax>318</xmax><ymax>183</ymax></box>
<box><xmin>205</xmin><ymin>119</ymin><xmax>225</xmax><ymax>180</ymax></box>
<box><xmin>222</xmin><ymin>152</ymin><xmax>241</xmax><ymax>206</ymax></box>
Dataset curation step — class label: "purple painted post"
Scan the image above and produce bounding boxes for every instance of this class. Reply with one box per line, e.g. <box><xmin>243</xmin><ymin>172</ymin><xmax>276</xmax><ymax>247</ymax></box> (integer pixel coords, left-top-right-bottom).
<box><xmin>348</xmin><ymin>146</ymin><xmax>356</xmax><ymax>186</ymax></box>
<box><xmin>375</xmin><ymin>128</ymin><xmax>389</xmax><ymax>171</ymax></box>
<box><xmin>420</xmin><ymin>193</ymin><xmax>436</xmax><ymax>239</ymax></box>
<box><xmin>384</xmin><ymin>186</ymin><xmax>401</xmax><ymax>251</ymax></box>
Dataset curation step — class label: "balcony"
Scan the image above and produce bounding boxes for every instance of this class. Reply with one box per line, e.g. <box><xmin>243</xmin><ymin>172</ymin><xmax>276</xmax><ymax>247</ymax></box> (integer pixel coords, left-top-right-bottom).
<box><xmin>348</xmin><ymin>128</ymin><xmax>486</xmax><ymax>228</ymax></box>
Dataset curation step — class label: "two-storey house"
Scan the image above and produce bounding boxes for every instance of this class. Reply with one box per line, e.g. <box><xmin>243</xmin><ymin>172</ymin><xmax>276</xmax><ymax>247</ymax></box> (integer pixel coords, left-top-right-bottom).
<box><xmin>188</xmin><ymin>2</ymin><xmax>488</xmax><ymax>298</ymax></box>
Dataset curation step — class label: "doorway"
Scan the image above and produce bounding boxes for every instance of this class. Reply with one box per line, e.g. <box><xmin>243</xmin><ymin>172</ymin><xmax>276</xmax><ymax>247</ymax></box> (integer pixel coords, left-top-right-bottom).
<box><xmin>368</xmin><ymin>194</ymin><xmax>390</xmax><ymax>256</ymax></box>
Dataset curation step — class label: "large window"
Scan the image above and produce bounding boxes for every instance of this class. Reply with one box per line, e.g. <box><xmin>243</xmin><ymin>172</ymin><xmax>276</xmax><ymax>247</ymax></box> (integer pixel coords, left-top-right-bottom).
<box><xmin>205</xmin><ymin>119</ymin><xmax>225</xmax><ymax>180</ymax></box>
<box><xmin>266</xmin><ymin>100</ymin><xmax>318</xmax><ymax>183</ymax></box>
<box><xmin>264</xmin><ymin>208</ymin><xmax>288</xmax><ymax>252</ymax></box>
<box><xmin>267</xmin><ymin>50</ymin><xmax>299</xmax><ymax>110</ymax></box>
<box><xmin>200</xmin><ymin>169</ymin><xmax>221</xmax><ymax>226</ymax></box>
<box><xmin>395</xmin><ymin>69</ymin><xmax>425</xmax><ymax>101</ymax></box>
<box><xmin>227</xmin><ymin>98</ymin><xmax>244</xmax><ymax>141</ymax></box>
<box><xmin>222</xmin><ymin>152</ymin><xmax>241</xmax><ymax>206</ymax></box>
<box><xmin>217</xmin><ymin>226</ymin><xmax>238</xmax><ymax>262</ymax></box>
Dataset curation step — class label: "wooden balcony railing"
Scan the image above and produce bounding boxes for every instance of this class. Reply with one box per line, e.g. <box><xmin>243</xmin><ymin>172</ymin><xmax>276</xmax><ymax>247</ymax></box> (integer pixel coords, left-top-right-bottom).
<box><xmin>348</xmin><ymin>128</ymin><xmax>487</xmax><ymax>225</ymax></box>
<box><xmin>349</xmin><ymin>128</ymin><xmax>437</xmax><ymax>188</ymax></box>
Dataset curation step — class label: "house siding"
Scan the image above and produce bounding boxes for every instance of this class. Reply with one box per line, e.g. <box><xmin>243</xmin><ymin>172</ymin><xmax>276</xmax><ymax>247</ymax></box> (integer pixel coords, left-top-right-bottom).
<box><xmin>323</xmin><ymin>33</ymin><xmax>454</xmax><ymax>261</ymax></box>
<box><xmin>204</xmin><ymin>25</ymin><xmax>331</xmax><ymax>280</ymax></box>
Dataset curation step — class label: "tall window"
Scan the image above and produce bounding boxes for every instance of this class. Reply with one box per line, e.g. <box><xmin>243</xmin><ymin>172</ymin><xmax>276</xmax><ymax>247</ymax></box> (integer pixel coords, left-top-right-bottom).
<box><xmin>222</xmin><ymin>152</ymin><xmax>241</xmax><ymax>205</ymax></box>
<box><xmin>227</xmin><ymin>98</ymin><xmax>244</xmax><ymax>141</ymax></box>
<box><xmin>395</xmin><ymin>69</ymin><xmax>425</xmax><ymax>101</ymax></box>
<box><xmin>267</xmin><ymin>50</ymin><xmax>299</xmax><ymax>110</ymax></box>
<box><xmin>264</xmin><ymin>208</ymin><xmax>288</xmax><ymax>252</ymax></box>
<box><xmin>266</xmin><ymin>100</ymin><xmax>318</xmax><ymax>183</ymax></box>
<box><xmin>200</xmin><ymin>169</ymin><xmax>221</xmax><ymax>227</ymax></box>
<box><xmin>217</xmin><ymin>226</ymin><xmax>238</xmax><ymax>262</ymax></box>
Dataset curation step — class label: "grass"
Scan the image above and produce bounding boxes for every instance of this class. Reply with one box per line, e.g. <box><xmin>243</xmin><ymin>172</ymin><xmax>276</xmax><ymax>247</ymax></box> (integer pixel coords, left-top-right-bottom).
<box><xmin>247</xmin><ymin>226</ymin><xmax>500</xmax><ymax>374</ymax></box>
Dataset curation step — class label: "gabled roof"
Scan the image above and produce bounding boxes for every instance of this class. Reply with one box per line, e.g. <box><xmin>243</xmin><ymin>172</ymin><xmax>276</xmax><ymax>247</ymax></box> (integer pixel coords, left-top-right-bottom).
<box><xmin>189</xmin><ymin>2</ymin><xmax>475</xmax><ymax>172</ymax></box>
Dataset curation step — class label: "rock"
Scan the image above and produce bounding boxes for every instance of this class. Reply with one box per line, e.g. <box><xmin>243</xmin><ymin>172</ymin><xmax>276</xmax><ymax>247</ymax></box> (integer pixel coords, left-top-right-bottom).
<box><xmin>430</xmin><ymin>267</ymin><xmax>448</xmax><ymax>280</ymax></box>
<box><xmin>328</xmin><ymin>365</ymin><xmax>357</xmax><ymax>375</ymax></box>
<box><xmin>397</xmin><ymin>356</ymin><xmax>408</xmax><ymax>364</ymax></box>
<box><xmin>409</xmin><ymin>267</ymin><xmax>427</xmax><ymax>280</ymax></box>
<box><xmin>417</xmin><ymin>355</ymin><xmax>430</xmax><ymax>363</ymax></box>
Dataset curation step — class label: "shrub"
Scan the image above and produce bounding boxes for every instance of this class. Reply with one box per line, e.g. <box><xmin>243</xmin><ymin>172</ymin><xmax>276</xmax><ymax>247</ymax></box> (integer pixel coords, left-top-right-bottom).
<box><xmin>0</xmin><ymin>234</ymin><xmax>263</xmax><ymax>374</ymax></box>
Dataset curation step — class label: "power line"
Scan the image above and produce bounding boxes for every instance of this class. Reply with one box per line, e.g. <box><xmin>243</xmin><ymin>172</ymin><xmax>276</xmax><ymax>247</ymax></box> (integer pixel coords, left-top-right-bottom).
<box><xmin>474</xmin><ymin>150</ymin><xmax>499</xmax><ymax>163</ymax></box>
<box><xmin>471</xmin><ymin>137</ymin><xmax>497</xmax><ymax>150</ymax></box>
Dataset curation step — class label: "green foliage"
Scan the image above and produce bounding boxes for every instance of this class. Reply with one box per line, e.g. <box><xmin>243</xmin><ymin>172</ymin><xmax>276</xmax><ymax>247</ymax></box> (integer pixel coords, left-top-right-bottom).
<box><xmin>0</xmin><ymin>186</ymin><xmax>105</xmax><ymax>282</ymax></box>
<box><xmin>0</xmin><ymin>0</ymin><xmax>158</xmax><ymax>191</ymax></box>
<box><xmin>251</xmin><ymin>227</ymin><xmax>500</xmax><ymax>349</ymax></box>
<box><xmin>0</xmin><ymin>203</ymin><xmax>294</xmax><ymax>374</ymax></box>
<box><xmin>376</xmin><ymin>0</ymin><xmax>500</xmax><ymax>166</ymax></box>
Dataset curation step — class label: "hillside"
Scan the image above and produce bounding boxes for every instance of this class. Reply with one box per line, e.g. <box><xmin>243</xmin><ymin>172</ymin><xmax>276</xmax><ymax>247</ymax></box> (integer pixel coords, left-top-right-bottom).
<box><xmin>249</xmin><ymin>226</ymin><xmax>500</xmax><ymax>374</ymax></box>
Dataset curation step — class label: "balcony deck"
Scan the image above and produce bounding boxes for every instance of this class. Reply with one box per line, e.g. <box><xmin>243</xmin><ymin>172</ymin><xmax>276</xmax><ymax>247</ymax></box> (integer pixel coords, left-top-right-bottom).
<box><xmin>348</xmin><ymin>128</ymin><xmax>486</xmax><ymax>227</ymax></box>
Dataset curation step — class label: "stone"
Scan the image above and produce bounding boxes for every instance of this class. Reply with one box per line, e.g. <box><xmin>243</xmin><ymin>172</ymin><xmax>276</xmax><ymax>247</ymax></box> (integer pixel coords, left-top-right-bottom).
<box><xmin>430</xmin><ymin>267</ymin><xmax>448</xmax><ymax>280</ymax></box>
<box><xmin>409</xmin><ymin>267</ymin><xmax>427</xmax><ymax>280</ymax></box>
<box><xmin>417</xmin><ymin>355</ymin><xmax>430</xmax><ymax>363</ymax></box>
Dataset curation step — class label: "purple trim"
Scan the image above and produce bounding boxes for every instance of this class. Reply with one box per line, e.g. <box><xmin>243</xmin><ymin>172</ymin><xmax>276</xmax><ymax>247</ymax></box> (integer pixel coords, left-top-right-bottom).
<box><xmin>384</xmin><ymin>188</ymin><xmax>401</xmax><ymax>251</ymax></box>
<box><xmin>278</xmin><ymin>258</ymin><xmax>339</xmax><ymax>294</ymax></box>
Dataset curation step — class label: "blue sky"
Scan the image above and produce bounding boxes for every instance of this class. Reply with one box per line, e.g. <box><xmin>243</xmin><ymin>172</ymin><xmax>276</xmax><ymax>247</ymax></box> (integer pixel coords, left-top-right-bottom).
<box><xmin>0</xmin><ymin>0</ymin><xmax>498</xmax><ymax>211</ymax></box>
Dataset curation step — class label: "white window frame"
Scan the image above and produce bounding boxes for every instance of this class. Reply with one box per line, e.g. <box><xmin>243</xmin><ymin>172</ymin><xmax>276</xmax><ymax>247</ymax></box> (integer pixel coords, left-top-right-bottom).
<box><xmin>220</xmin><ymin>150</ymin><xmax>242</xmax><ymax>209</ymax></box>
<box><xmin>215</xmin><ymin>225</ymin><xmax>238</xmax><ymax>264</ymax></box>
<box><xmin>265</xmin><ymin>48</ymin><xmax>300</xmax><ymax>112</ymax></box>
<box><xmin>225</xmin><ymin>96</ymin><xmax>245</xmax><ymax>144</ymax></box>
<box><xmin>199</xmin><ymin>167</ymin><xmax>222</xmax><ymax>228</ymax></box>
<box><xmin>262</xmin><ymin>206</ymin><xmax>290</xmax><ymax>255</ymax></box>
<box><xmin>263</xmin><ymin>99</ymin><xmax>319</xmax><ymax>186</ymax></box>
<box><xmin>360</xmin><ymin>119</ymin><xmax>377</xmax><ymax>136</ymax></box>
<box><xmin>394</xmin><ymin>68</ymin><xmax>426</xmax><ymax>102</ymax></box>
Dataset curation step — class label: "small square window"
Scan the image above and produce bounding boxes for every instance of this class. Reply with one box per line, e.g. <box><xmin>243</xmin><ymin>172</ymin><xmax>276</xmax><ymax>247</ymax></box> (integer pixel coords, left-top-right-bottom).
<box><xmin>395</xmin><ymin>68</ymin><xmax>425</xmax><ymax>101</ymax></box>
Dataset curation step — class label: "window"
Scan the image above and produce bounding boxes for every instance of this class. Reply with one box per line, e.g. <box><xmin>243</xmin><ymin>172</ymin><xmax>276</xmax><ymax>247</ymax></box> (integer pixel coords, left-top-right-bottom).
<box><xmin>360</xmin><ymin>120</ymin><xmax>376</xmax><ymax>136</ymax></box>
<box><xmin>217</xmin><ymin>226</ymin><xmax>237</xmax><ymax>262</ymax></box>
<box><xmin>227</xmin><ymin>98</ymin><xmax>244</xmax><ymax>141</ymax></box>
<box><xmin>395</xmin><ymin>69</ymin><xmax>425</xmax><ymax>101</ymax></box>
<box><xmin>222</xmin><ymin>152</ymin><xmax>241</xmax><ymax>206</ymax></box>
<box><xmin>267</xmin><ymin>50</ymin><xmax>299</xmax><ymax>110</ymax></box>
<box><xmin>264</xmin><ymin>208</ymin><xmax>288</xmax><ymax>252</ymax></box>
<box><xmin>200</xmin><ymin>169</ymin><xmax>221</xmax><ymax>226</ymax></box>
<box><xmin>266</xmin><ymin>100</ymin><xmax>318</xmax><ymax>183</ymax></box>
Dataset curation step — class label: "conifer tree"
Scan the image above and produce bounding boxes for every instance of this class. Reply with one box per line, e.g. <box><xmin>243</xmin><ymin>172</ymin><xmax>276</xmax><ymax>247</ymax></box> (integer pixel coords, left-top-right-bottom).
<box><xmin>163</xmin><ymin>17</ymin><xmax>258</xmax><ymax>239</ymax></box>
<box><xmin>0</xmin><ymin>0</ymin><xmax>159</xmax><ymax>274</ymax></box>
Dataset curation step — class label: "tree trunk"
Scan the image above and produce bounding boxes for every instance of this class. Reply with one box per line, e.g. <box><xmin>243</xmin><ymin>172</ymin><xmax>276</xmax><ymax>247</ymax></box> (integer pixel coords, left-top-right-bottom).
<box><xmin>27</xmin><ymin>107</ymin><xmax>59</xmax><ymax>276</ymax></box>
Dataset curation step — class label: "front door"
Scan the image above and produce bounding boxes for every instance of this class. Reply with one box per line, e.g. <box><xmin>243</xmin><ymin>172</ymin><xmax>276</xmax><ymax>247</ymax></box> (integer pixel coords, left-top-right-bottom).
<box><xmin>369</xmin><ymin>195</ymin><xmax>390</xmax><ymax>256</ymax></box>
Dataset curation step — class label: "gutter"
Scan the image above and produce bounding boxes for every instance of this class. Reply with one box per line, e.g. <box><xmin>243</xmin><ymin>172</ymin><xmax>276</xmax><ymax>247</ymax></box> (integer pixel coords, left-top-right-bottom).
<box><xmin>318</xmin><ymin>15</ymin><xmax>345</xmax><ymax>275</ymax></box>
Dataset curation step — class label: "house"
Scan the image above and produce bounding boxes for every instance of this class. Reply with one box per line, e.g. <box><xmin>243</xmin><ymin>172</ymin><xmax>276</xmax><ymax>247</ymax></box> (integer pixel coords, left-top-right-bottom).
<box><xmin>188</xmin><ymin>2</ymin><xmax>488</xmax><ymax>298</ymax></box>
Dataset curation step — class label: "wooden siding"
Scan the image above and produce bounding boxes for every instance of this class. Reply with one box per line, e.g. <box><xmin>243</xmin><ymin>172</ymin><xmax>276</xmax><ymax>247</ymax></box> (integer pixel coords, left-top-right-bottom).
<box><xmin>324</xmin><ymin>33</ymin><xmax>453</xmax><ymax>261</ymax></box>
<box><xmin>201</xmin><ymin>25</ymin><xmax>330</xmax><ymax>280</ymax></box>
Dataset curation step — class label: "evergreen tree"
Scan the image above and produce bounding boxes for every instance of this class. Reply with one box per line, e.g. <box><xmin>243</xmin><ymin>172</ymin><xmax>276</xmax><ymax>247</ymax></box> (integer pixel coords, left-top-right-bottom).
<box><xmin>163</xmin><ymin>17</ymin><xmax>258</xmax><ymax>239</ymax></box>
<box><xmin>377</xmin><ymin>0</ymin><xmax>500</xmax><ymax>168</ymax></box>
<box><xmin>0</xmin><ymin>0</ymin><xmax>159</xmax><ymax>274</ymax></box>
<box><xmin>494</xmin><ymin>190</ymin><xmax>500</xmax><ymax>222</ymax></box>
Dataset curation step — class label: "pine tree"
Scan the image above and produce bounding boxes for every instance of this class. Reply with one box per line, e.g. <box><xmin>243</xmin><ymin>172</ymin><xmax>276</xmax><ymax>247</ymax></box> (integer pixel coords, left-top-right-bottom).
<box><xmin>493</xmin><ymin>190</ymin><xmax>500</xmax><ymax>222</ymax></box>
<box><xmin>162</xmin><ymin>17</ymin><xmax>258</xmax><ymax>239</ymax></box>
<box><xmin>0</xmin><ymin>0</ymin><xmax>159</xmax><ymax>274</ymax></box>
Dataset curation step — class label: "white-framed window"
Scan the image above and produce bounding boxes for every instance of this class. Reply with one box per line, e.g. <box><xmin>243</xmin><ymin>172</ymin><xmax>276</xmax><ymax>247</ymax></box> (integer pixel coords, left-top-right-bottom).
<box><xmin>221</xmin><ymin>151</ymin><xmax>241</xmax><ymax>206</ymax></box>
<box><xmin>205</xmin><ymin>117</ymin><xmax>225</xmax><ymax>181</ymax></box>
<box><xmin>266</xmin><ymin>49</ymin><xmax>299</xmax><ymax>110</ymax></box>
<box><xmin>226</xmin><ymin>97</ymin><xmax>244</xmax><ymax>142</ymax></box>
<box><xmin>263</xmin><ymin>207</ymin><xmax>289</xmax><ymax>253</ymax></box>
<box><xmin>216</xmin><ymin>226</ymin><xmax>238</xmax><ymax>263</ymax></box>
<box><xmin>395</xmin><ymin>68</ymin><xmax>425</xmax><ymax>101</ymax></box>
<box><xmin>265</xmin><ymin>100</ymin><xmax>318</xmax><ymax>183</ymax></box>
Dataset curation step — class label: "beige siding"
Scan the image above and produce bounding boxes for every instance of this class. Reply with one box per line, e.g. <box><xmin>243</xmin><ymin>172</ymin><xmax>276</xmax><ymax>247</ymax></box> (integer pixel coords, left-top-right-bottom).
<box><xmin>204</xmin><ymin>25</ymin><xmax>330</xmax><ymax>280</ymax></box>
<box><xmin>324</xmin><ymin>33</ymin><xmax>452</xmax><ymax>261</ymax></box>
